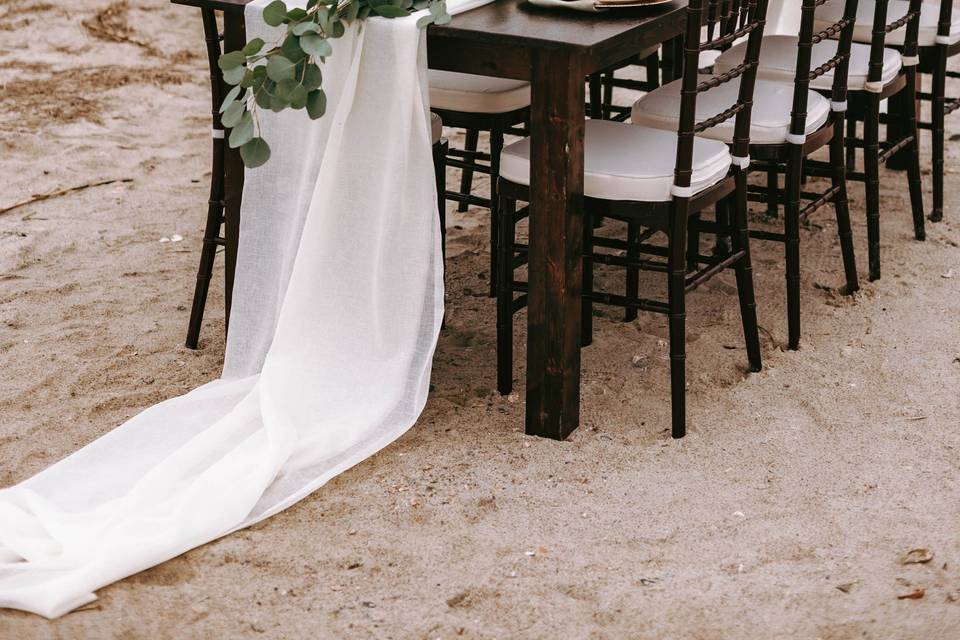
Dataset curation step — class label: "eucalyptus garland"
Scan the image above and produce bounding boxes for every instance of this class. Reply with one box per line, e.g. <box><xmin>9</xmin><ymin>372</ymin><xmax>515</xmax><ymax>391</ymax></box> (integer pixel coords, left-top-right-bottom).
<box><xmin>217</xmin><ymin>0</ymin><xmax>451</xmax><ymax>168</ymax></box>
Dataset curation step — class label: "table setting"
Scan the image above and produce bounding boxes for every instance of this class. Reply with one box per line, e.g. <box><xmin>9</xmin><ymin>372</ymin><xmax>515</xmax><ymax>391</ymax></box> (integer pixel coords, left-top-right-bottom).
<box><xmin>1</xmin><ymin>0</ymin><xmax>950</xmax><ymax>624</ymax></box>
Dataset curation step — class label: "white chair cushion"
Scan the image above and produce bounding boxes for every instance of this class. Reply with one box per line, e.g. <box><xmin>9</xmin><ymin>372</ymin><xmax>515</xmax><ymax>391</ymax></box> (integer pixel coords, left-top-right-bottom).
<box><xmin>499</xmin><ymin>120</ymin><xmax>731</xmax><ymax>203</ymax></box>
<box><xmin>814</xmin><ymin>0</ymin><xmax>960</xmax><ymax>47</ymax></box>
<box><xmin>631</xmin><ymin>77</ymin><xmax>832</xmax><ymax>145</ymax></box>
<box><xmin>714</xmin><ymin>36</ymin><xmax>902</xmax><ymax>92</ymax></box>
<box><xmin>428</xmin><ymin>70</ymin><xmax>531</xmax><ymax>114</ymax></box>
<box><xmin>430</xmin><ymin>112</ymin><xmax>442</xmax><ymax>144</ymax></box>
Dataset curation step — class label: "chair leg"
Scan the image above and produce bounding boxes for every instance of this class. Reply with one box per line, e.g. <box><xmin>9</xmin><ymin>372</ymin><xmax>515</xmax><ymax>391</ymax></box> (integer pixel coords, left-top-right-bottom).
<box><xmin>489</xmin><ymin>126</ymin><xmax>505</xmax><ymax>298</ymax></box>
<box><xmin>602</xmin><ymin>72</ymin><xmax>614</xmax><ymax>120</ymax></box>
<box><xmin>784</xmin><ymin>147</ymin><xmax>803</xmax><ymax>350</ymax></box>
<box><xmin>644</xmin><ymin>51</ymin><xmax>660</xmax><ymax>90</ymax></box>
<box><xmin>728</xmin><ymin>176</ymin><xmax>762</xmax><ymax>373</ymax></box>
<box><xmin>186</xmin><ymin>197</ymin><xmax>223</xmax><ymax>350</ymax></box>
<box><xmin>846</xmin><ymin>111</ymin><xmax>857</xmax><ymax>170</ymax></box>
<box><xmin>766</xmin><ymin>163</ymin><xmax>779</xmax><ymax>217</ymax></box>
<box><xmin>496</xmin><ymin>192</ymin><xmax>517</xmax><ymax>396</ymax></box>
<box><xmin>187</xmin><ymin>7</ymin><xmax>227</xmax><ymax>351</ymax></box>
<box><xmin>582</xmin><ymin>208</ymin><xmax>594</xmax><ymax>347</ymax></box>
<box><xmin>828</xmin><ymin>113</ymin><xmax>859</xmax><ymax>295</ymax></box>
<box><xmin>434</xmin><ymin>140</ymin><xmax>448</xmax><ymax>264</ymax></box>
<box><xmin>625</xmin><ymin>220</ymin><xmax>640</xmax><ymax>322</ymax></box>
<box><xmin>863</xmin><ymin>94</ymin><xmax>882</xmax><ymax>281</ymax></box>
<box><xmin>931</xmin><ymin>58</ymin><xmax>947</xmax><ymax>223</ymax></box>
<box><xmin>668</xmin><ymin>207</ymin><xmax>688</xmax><ymax>439</ymax></box>
<box><xmin>457</xmin><ymin>128</ymin><xmax>479</xmax><ymax>213</ymax></box>
<box><xmin>713</xmin><ymin>198</ymin><xmax>731</xmax><ymax>258</ymax></box>
<box><xmin>686</xmin><ymin>212</ymin><xmax>701</xmax><ymax>272</ymax></box>
<box><xmin>588</xmin><ymin>74</ymin><xmax>603</xmax><ymax>119</ymax></box>
<box><xmin>903</xmin><ymin>68</ymin><xmax>926</xmax><ymax>240</ymax></box>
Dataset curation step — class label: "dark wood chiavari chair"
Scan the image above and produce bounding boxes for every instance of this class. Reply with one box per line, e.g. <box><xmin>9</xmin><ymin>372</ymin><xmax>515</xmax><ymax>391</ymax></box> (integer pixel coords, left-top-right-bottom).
<box><xmin>495</xmin><ymin>0</ymin><xmax>769</xmax><ymax>438</ymax></box>
<box><xmin>809</xmin><ymin>0</ymin><xmax>926</xmax><ymax>281</ymax></box>
<box><xmin>185</xmin><ymin>8</ymin><xmax>230</xmax><ymax>350</ymax></box>
<box><xmin>700</xmin><ymin>0</ymin><xmax>861</xmax><ymax>349</ymax></box>
<box><xmin>814</xmin><ymin>1</ymin><xmax>958</xmax><ymax>223</ymax></box>
<box><xmin>915</xmin><ymin>0</ymin><xmax>958</xmax><ymax>222</ymax></box>
<box><xmin>429</xmin><ymin>74</ymin><xmax>530</xmax><ymax>297</ymax></box>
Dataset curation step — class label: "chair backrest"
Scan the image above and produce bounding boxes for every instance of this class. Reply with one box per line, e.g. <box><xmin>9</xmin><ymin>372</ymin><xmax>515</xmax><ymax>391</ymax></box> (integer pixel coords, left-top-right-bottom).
<box><xmin>867</xmin><ymin>0</ymin><xmax>923</xmax><ymax>87</ymax></box>
<box><xmin>675</xmin><ymin>0</ymin><xmax>769</xmax><ymax>194</ymax></box>
<box><xmin>787</xmin><ymin>0</ymin><xmax>860</xmax><ymax>142</ymax></box>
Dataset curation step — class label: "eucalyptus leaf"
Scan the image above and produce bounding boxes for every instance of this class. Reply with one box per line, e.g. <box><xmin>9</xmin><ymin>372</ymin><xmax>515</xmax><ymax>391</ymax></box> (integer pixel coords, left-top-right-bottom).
<box><xmin>255</xmin><ymin>84</ymin><xmax>273</xmax><ymax>109</ymax></box>
<box><xmin>242</xmin><ymin>38</ymin><xmax>266</xmax><ymax>56</ymax></box>
<box><xmin>240</xmin><ymin>138</ymin><xmax>271</xmax><ymax>168</ymax></box>
<box><xmin>275</xmin><ymin>78</ymin><xmax>299</xmax><ymax>100</ymax></box>
<box><xmin>281</xmin><ymin>35</ymin><xmax>307</xmax><ymax>62</ymax></box>
<box><xmin>292</xmin><ymin>20</ymin><xmax>320</xmax><ymax>35</ymax></box>
<box><xmin>289</xmin><ymin>84</ymin><xmax>309</xmax><ymax>109</ymax></box>
<box><xmin>229</xmin><ymin>112</ymin><xmax>255</xmax><ymax>149</ymax></box>
<box><xmin>315</xmin><ymin>6</ymin><xmax>330</xmax><ymax>25</ymax></box>
<box><xmin>262</xmin><ymin>0</ymin><xmax>289</xmax><ymax>26</ymax></box>
<box><xmin>270</xmin><ymin>93</ymin><xmax>290</xmax><ymax>112</ymax></box>
<box><xmin>221</xmin><ymin>100</ymin><xmax>246</xmax><ymax>128</ymax></box>
<box><xmin>300</xmin><ymin>34</ymin><xmax>333</xmax><ymax>57</ymax></box>
<box><xmin>223</xmin><ymin>64</ymin><xmax>247</xmax><ymax>86</ymax></box>
<box><xmin>240</xmin><ymin>69</ymin><xmax>257</xmax><ymax>88</ymax></box>
<box><xmin>219</xmin><ymin>85</ymin><xmax>242</xmax><ymax>113</ymax></box>
<box><xmin>302</xmin><ymin>63</ymin><xmax>323</xmax><ymax>91</ymax></box>
<box><xmin>266</xmin><ymin>55</ymin><xmax>297</xmax><ymax>81</ymax></box>
<box><xmin>286</xmin><ymin>7</ymin><xmax>308</xmax><ymax>20</ymax></box>
<box><xmin>306</xmin><ymin>89</ymin><xmax>327</xmax><ymax>120</ymax></box>
<box><xmin>218</xmin><ymin>50</ymin><xmax>246</xmax><ymax>70</ymax></box>
<box><xmin>331</xmin><ymin>20</ymin><xmax>345</xmax><ymax>38</ymax></box>
<box><xmin>343</xmin><ymin>1</ymin><xmax>359</xmax><ymax>22</ymax></box>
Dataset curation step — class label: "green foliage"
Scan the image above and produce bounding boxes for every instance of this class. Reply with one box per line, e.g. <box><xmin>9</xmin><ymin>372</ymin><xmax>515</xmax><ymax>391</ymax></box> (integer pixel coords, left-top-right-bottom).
<box><xmin>240</xmin><ymin>138</ymin><xmax>272</xmax><ymax>167</ymax></box>
<box><xmin>216</xmin><ymin>0</ymin><xmax>451</xmax><ymax>167</ymax></box>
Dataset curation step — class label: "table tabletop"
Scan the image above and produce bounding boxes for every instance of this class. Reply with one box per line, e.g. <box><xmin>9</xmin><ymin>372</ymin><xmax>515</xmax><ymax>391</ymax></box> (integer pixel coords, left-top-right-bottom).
<box><xmin>171</xmin><ymin>0</ymin><xmax>687</xmax><ymax>74</ymax></box>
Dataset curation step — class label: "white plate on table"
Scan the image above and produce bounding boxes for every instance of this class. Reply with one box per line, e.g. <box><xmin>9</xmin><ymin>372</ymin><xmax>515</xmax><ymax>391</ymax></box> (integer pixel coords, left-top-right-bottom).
<box><xmin>594</xmin><ymin>0</ymin><xmax>672</xmax><ymax>6</ymax></box>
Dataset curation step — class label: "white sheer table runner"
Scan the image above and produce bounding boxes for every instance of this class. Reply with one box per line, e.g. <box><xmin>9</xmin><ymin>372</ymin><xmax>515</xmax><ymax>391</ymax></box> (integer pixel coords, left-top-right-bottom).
<box><xmin>0</xmin><ymin>0</ymin><xmax>490</xmax><ymax>619</ymax></box>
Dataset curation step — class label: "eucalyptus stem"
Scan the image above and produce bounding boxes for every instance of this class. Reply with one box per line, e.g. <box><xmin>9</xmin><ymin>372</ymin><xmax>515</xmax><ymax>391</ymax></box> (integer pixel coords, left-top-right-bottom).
<box><xmin>217</xmin><ymin>0</ymin><xmax>451</xmax><ymax>168</ymax></box>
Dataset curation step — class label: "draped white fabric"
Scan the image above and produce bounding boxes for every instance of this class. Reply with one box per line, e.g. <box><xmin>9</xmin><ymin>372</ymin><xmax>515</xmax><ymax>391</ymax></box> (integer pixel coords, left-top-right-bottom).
<box><xmin>0</xmin><ymin>0</ymin><xmax>490</xmax><ymax>618</ymax></box>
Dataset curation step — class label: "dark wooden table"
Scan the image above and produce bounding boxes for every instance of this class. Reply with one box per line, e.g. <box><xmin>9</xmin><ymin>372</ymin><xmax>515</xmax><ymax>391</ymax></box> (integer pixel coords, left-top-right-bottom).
<box><xmin>171</xmin><ymin>0</ymin><xmax>688</xmax><ymax>440</ymax></box>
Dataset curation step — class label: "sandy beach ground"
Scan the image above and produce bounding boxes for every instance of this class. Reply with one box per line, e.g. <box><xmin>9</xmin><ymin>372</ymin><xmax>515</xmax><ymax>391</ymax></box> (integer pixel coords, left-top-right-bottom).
<box><xmin>2</xmin><ymin>2</ymin><xmax>960</xmax><ymax>638</ymax></box>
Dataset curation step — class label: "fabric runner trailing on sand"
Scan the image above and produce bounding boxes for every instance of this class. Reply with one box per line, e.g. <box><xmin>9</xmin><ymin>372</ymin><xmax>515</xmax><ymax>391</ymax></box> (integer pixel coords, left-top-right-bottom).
<box><xmin>0</xmin><ymin>0</ymin><xmax>490</xmax><ymax>618</ymax></box>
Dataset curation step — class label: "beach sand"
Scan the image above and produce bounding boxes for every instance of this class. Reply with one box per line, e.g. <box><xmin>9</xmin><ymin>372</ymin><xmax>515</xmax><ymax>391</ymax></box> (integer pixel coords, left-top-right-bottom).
<box><xmin>1</xmin><ymin>2</ymin><xmax>959</xmax><ymax>637</ymax></box>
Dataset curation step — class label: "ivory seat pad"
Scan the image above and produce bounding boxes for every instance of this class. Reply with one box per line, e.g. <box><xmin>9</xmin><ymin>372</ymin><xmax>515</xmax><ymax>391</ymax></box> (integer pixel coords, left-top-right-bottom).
<box><xmin>500</xmin><ymin>119</ymin><xmax>732</xmax><ymax>202</ymax></box>
<box><xmin>714</xmin><ymin>36</ymin><xmax>903</xmax><ymax>92</ymax></box>
<box><xmin>814</xmin><ymin>0</ymin><xmax>960</xmax><ymax>47</ymax></box>
<box><xmin>429</xmin><ymin>70</ymin><xmax>531</xmax><ymax>114</ymax></box>
<box><xmin>631</xmin><ymin>77</ymin><xmax>832</xmax><ymax>145</ymax></box>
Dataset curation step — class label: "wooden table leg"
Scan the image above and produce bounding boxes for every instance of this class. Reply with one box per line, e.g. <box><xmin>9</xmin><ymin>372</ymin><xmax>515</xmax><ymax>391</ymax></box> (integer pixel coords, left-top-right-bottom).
<box><xmin>525</xmin><ymin>50</ymin><xmax>585</xmax><ymax>440</ymax></box>
<box><xmin>221</xmin><ymin>11</ymin><xmax>246</xmax><ymax>336</ymax></box>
